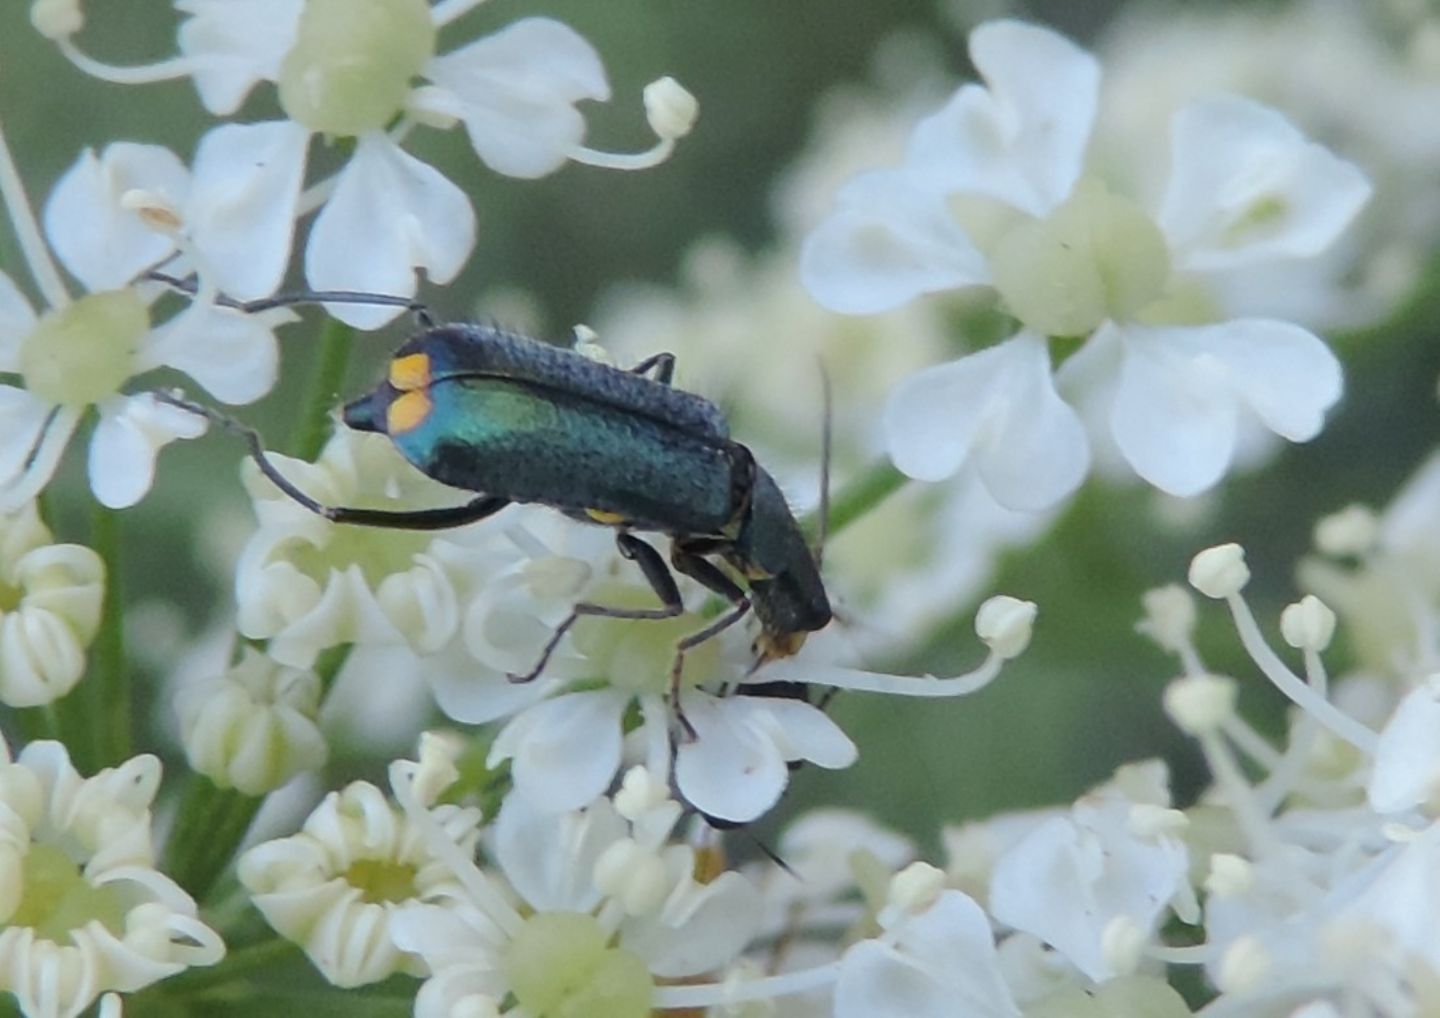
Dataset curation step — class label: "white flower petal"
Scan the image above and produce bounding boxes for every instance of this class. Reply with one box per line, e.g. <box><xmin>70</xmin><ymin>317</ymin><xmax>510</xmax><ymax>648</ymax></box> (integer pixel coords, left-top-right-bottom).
<box><xmin>422</xmin><ymin>17</ymin><xmax>610</xmax><ymax>179</ymax></box>
<box><xmin>989</xmin><ymin>805</ymin><xmax>1187</xmax><ymax>982</ymax></box>
<box><xmin>44</xmin><ymin>145</ymin><xmax>188</xmax><ymax>292</ymax></box>
<box><xmin>87</xmin><ymin>394</ymin><xmax>207</xmax><ymax>509</ymax></box>
<box><xmin>743</xmin><ymin>696</ymin><xmax>857</xmax><ymax>769</ymax></box>
<box><xmin>673</xmin><ymin>694</ymin><xmax>789</xmax><ymax>824</ymax></box>
<box><xmin>1109</xmin><ymin>320</ymin><xmax>1340</xmax><ymax>496</ymax></box>
<box><xmin>0</xmin><ymin>393</ymin><xmax>79</xmax><ymax>513</ymax></box>
<box><xmin>883</xmin><ymin>332</ymin><xmax>1089</xmax><ymax>511</ymax></box>
<box><xmin>426</xmin><ymin>644</ymin><xmax>555</xmax><ymax>725</ymax></box>
<box><xmin>1367</xmin><ymin>681</ymin><xmax>1440</xmax><ymax>814</ymax></box>
<box><xmin>489</xmin><ymin>689</ymin><xmax>628</xmax><ymax>812</ymax></box>
<box><xmin>0</xmin><ymin>271</ymin><xmax>37</xmax><ymax>371</ymax></box>
<box><xmin>800</xmin><ymin>169</ymin><xmax>990</xmax><ymax>314</ymax></box>
<box><xmin>1158</xmin><ymin>96</ymin><xmax>1372</xmax><ymax>271</ymax></box>
<box><xmin>305</xmin><ymin>137</ymin><xmax>476</xmax><ymax>329</ymax></box>
<box><xmin>187</xmin><ymin>121</ymin><xmax>309</xmax><ymax>301</ymax></box>
<box><xmin>837</xmin><ymin>892</ymin><xmax>1020</xmax><ymax>1018</ymax></box>
<box><xmin>494</xmin><ymin>794</ymin><xmax>623</xmax><ymax>913</ymax></box>
<box><xmin>176</xmin><ymin>0</ymin><xmax>304</xmax><ymax>114</ymax></box>
<box><xmin>906</xmin><ymin>20</ymin><xmax>1099</xmax><ymax>215</ymax></box>
<box><xmin>143</xmin><ymin>303</ymin><xmax>282</xmax><ymax>405</ymax></box>
<box><xmin>624</xmin><ymin>871</ymin><xmax>763</xmax><ymax>977</ymax></box>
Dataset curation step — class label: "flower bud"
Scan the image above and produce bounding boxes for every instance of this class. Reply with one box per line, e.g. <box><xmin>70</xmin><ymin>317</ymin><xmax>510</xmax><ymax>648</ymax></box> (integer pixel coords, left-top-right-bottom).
<box><xmin>975</xmin><ymin>596</ymin><xmax>1036</xmax><ymax>660</ymax></box>
<box><xmin>1313</xmin><ymin>504</ymin><xmax>1377</xmax><ymax>557</ymax></box>
<box><xmin>1188</xmin><ymin>543</ymin><xmax>1249</xmax><ymax>599</ymax></box>
<box><xmin>1137</xmin><ymin>585</ymin><xmax>1196</xmax><ymax>654</ymax></box>
<box><xmin>176</xmin><ymin>649</ymin><xmax>326</xmax><ymax>795</ymax></box>
<box><xmin>1280</xmin><ymin>595</ymin><xmax>1337</xmax><ymax>651</ymax></box>
<box><xmin>1204</xmin><ymin>853</ymin><xmax>1253</xmax><ymax>897</ymax></box>
<box><xmin>1163</xmin><ymin>674</ymin><xmax>1237</xmax><ymax>735</ymax></box>
<box><xmin>886</xmin><ymin>861</ymin><xmax>944</xmax><ymax>914</ymax></box>
<box><xmin>644</xmin><ymin>77</ymin><xmax>698</xmax><ymax>140</ymax></box>
<box><xmin>30</xmin><ymin>0</ymin><xmax>82</xmax><ymax>38</ymax></box>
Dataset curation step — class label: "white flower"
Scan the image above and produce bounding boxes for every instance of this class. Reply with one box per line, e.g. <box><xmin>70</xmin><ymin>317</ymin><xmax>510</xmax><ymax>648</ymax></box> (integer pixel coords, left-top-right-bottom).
<box><xmin>49</xmin><ymin>1</ymin><xmax>694</xmax><ymax>328</ymax></box>
<box><xmin>802</xmin><ymin>19</ymin><xmax>1368</xmax><ymax>506</ymax></box>
<box><xmin>0</xmin><ymin>133</ymin><xmax>293</xmax><ymax>509</ymax></box>
<box><xmin>0</xmin><ymin>503</ymin><xmax>103</xmax><ymax>707</ymax></box>
<box><xmin>389</xmin><ymin>763</ymin><xmax>763</xmax><ymax>1017</ymax></box>
<box><xmin>989</xmin><ymin>793</ymin><xmax>1190</xmax><ymax>982</ymax></box>
<box><xmin>174</xmin><ymin>646</ymin><xmax>328</xmax><ymax>795</ymax></box>
<box><xmin>1099</xmin><ymin>1</ymin><xmax>1440</xmax><ymax>330</ymax></box>
<box><xmin>834</xmin><ymin>888</ymin><xmax>1020</xmax><ymax>1018</ymax></box>
<box><xmin>233</xmin><ymin>428</ymin><xmax>473</xmax><ymax>669</ymax></box>
<box><xmin>0</xmin><ymin>738</ymin><xmax>224</xmax><ymax>1018</ymax></box>
<box><xmin>237</xmin><ymin>775</ymin><xmax>482</xmax><ymax>988</ymax></box>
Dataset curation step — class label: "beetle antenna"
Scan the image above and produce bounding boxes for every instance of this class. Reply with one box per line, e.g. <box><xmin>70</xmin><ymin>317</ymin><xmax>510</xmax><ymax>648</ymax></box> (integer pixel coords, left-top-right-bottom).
<box><xmin>813</xmin><ymin>357</ymin><xmax>833</xmax><ymax>569</ymax></box>
<box><xmin>747</xmin><ymin>832</ymin><xmax>798</xmax><ymax>878</ymax></box>
<box><xmin>144</xmin><ymin>270</ymin><xmax>435</xmax><ymax>328</ymax></box>
<box><xmin>150</xmin><ymin>389</ymin><xmax>334</xmax><ymax>517</ymax></box>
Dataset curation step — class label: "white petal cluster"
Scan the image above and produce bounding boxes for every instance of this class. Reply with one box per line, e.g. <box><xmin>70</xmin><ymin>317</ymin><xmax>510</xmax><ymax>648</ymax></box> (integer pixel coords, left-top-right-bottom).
<box><xmin>1099</xmin><ymin>1</ymin><xmax>1440</xmax><ymax>330</ymax></box>
<box><xmin>802</xmin><ymin>19</ymin><xmax>1370</xmax><ymax>507</ymax></box>
<box><xmin>0</xmin><ymin>135</ymin><xmax>294</xmax><ymax>510</ymax></box>
<box><xmin>0</xmin><ymin>504</ymin><xmax>103</xmax><ymax>707</ymax></box>
<box><xmin>174</xmin><ymin>646</ymin><xmax>327</xmax><ymax>794</ymax></box>
<box><xmin>387</xmin><ymin>761</ymin><xmax>763</xmax><ymax>1017</ymax></box>
<box><xmin>40</xmin><ymin>1</ymin><xmax>697</xmax><ymax>329</ymax></box>
<box><xmin>238</xmin><ymin>772</ymin><xmax>481</xmax><ymax>988</ymax></box>
<box><xmin>0</xmin><ymin>738</ymin><xmax>223</xmax><ymax>1017</ymax></box>
<box><xmin>234</xmin><ymin>428</ymin><xmax>472</xmax><ymax>668</ymax></box>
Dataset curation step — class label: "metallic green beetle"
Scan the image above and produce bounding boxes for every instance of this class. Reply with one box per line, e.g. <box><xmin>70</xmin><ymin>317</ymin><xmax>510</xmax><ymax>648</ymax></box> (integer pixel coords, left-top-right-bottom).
<box><xmin>172</xmin><ymin>311</ymin><xmax>831</xmax><ymax>712</ymax></box>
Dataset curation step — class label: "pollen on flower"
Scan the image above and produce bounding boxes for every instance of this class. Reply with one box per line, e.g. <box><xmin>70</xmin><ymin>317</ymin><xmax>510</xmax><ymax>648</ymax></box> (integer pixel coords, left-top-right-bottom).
<box><xmin>120</xmin><ymin>187</ymin><xmax>183</xmax><ymax>234</ymax></box>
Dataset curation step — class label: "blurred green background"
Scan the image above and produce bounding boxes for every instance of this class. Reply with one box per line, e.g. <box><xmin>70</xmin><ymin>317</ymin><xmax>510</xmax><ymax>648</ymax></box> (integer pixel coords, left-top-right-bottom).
<box><xmin>2</xmin><ymin>0</ymin><xmax>1437</xmax><ymax>856</ymax></box>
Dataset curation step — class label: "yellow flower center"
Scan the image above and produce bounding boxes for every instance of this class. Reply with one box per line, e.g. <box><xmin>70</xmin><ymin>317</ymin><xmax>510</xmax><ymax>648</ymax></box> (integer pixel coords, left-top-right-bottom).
<box><xmin>988</xmin><ymin>177</ymin><xmax>1171</xmax><ymax>338</ymax></box>
<box><xmin>10</xmin><ymin>843</ymin><xmax>127</xmax><ymax>943</ymax></box>
<box><xmin>19</xmin><ymin>290</ymin><xmax>148</xmax><ymax>407</ymax></box>
<box><xmin>278</xmin><ymin>0</ymin><xmax>436</xmax><ymax>136</ymax></box>
<box><xmin>504</xmin><ymin>912</ymin><xmax>653</xmax><ymax>1018</ymax></box>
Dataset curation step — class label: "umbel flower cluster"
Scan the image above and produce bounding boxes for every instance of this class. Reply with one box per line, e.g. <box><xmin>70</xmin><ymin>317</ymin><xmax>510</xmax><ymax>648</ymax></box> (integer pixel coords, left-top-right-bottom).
<box><xmin>0</xmin><ymin>1</ymin><xmax>1435</xmax><ymax>1016</ymax></box>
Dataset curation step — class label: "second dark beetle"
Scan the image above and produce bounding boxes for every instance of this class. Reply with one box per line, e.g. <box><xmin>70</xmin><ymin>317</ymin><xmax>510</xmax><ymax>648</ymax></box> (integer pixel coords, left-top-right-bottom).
<box><xmin>258</xmin><ymin>321</ymin><xmax>832</xmax><ymax>697</ymax></box>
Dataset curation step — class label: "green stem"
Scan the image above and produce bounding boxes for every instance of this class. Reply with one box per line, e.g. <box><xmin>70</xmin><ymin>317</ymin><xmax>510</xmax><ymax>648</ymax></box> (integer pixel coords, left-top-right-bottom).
<box><xmin>289</xmin><ymin>317</ymin><xmax>355</xmax><ymax>460</ymax></box>
<box><xmin>90</xmin><ymin>505</ymin><xmax>130</xmax><ymax>766</ymax></box>
<box><xmin>162</xmin><ymin>774</ymin><xmax>263</xmax><ymax>902</ymax></box>
<box><xmin>13</xmin><ymin>704</ymin><xmax>58</xmax><ymax>743</ymax></box>
<box><xmin>56</xmin><ymin>505</ymin><xmax>129</xmax><ymax>771</ymax></box>
<box><xmin>804</xmin><ymin>457</ymin><xmax>909</xmax><ymax>542</ymax></box>
<box><xmin>157</xmin><ymin>937</ymin><xmax>301</xmax><ymax>995</ymax></box>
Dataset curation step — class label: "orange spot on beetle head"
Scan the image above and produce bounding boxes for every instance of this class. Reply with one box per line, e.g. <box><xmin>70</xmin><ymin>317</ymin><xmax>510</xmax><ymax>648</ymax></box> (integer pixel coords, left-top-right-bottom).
<box><xmin>388</xmin><ymin>352</ymin><xmax>431</xmax><ymax>391</ymax></box>
<box><xmin>386</xmin><ymin>389</ymin><xmax>432</xmax><ymax>435</ymax></box>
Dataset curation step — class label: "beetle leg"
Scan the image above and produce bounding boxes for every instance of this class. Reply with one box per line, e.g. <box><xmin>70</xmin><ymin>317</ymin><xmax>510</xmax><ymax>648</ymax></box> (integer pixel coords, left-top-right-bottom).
<box><xmin>509</xmin><ymin>532</ymin><xmax>686</xmax><ymax>701</ymax></box>
<box><xmin>152</xmin><ymin>390</ymin><xmax>508</xmax><ymax>530</ymax></box>
<box><xmin>667</xmin><ymin>546</ymin><xmax>752</xmax><ymax>719</ymax></box>
<box><xmin>628</xmin><ymin>352</ymin><xmax>676</xmax><ymax>385</ymax></box>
